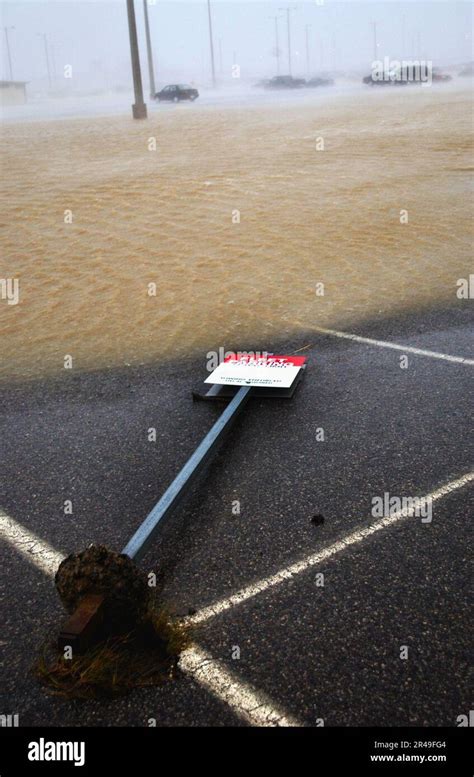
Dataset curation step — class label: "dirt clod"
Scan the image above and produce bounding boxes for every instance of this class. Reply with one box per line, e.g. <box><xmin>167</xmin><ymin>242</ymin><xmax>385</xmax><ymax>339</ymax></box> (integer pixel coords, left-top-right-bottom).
<box><xmin>55</xmin><ymin>544</ymin><xmax>151</xmax><ymax>632</ymax></box>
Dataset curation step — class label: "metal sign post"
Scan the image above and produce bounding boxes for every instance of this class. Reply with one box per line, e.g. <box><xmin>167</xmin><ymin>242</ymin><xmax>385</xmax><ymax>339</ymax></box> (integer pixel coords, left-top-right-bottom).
<box><xmin>57</xmin><ymin>354</ymin><xmax>306</xmax><ymax>650</ymax></box>
<box><xmin>122</xmin><ymin>385</ymin><xmax>252</xmax><ymax>561</ymax></box>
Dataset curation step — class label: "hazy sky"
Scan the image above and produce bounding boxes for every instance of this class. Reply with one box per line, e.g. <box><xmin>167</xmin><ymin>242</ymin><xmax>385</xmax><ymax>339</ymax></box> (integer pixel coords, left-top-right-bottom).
<box><xmin>1</xmin><ymin>1</ymin><xmax>472</xmax><ymax>89</ymax></box>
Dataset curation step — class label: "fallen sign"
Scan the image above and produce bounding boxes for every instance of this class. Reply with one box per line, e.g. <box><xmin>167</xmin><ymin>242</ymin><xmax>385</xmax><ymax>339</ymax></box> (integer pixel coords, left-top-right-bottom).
<box><xmin>57</xmin><ymin>352</ymin><xmax>307</xmax><ymax>652</ymax></box>
<box><xmin>205</xmin><ymin>353</ymin><xmax>307</xmax><ymax>388</ymax></box>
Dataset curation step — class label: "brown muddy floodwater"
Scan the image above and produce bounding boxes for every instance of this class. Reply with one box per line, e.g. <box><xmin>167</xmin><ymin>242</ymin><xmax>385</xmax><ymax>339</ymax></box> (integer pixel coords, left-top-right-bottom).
<box><xmin>1</xmin><ymin>86</ymin><xmax>472</xmax><ymax>380</ymax></box>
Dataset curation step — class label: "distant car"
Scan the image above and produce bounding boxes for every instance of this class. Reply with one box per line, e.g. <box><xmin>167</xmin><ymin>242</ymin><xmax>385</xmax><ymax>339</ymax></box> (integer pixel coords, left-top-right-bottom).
<box><xmin>264</xmin><ymin>75</ymin><xmax>306</xmax><ymax>89</ymax></box>
<box><xmin>459</xmin><ymin>63</ymin><xmax>474</xmax><ymax>77</ymax></box>
<box><xmin>306</xmin><ymin>77</ymin><xmax>334</xmax><ymax>88</ymax></box>
<box><xmin>155</xmin><ymin>84</ymin><xmax>199</xmax><ymax>102</ymax></box>
<box><xmin>363</xmin><ymin>71</ymin><xmax>408</xmax><ymax>86</ymax></box>
<box><xmin>432</xmin><ymin>70</ymin><xmax>452</xmax><ymax>83</ymax></box>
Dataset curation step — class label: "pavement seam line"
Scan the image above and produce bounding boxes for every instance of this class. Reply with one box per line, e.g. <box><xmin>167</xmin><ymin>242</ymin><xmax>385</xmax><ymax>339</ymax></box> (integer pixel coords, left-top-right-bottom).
<box><xmin>186</xmin><ymin>470</ymin><xmax>474</xmax><ymax>626</ymax></box>
<box><xmin>312</xmin><ymin>326</ymin><xmax>474</xmax><ymax>365</ymax></box>
<box><xmin>0</xmin><ymin>509</ymin><xmax>302</xmax><ymax>727</ymax></box>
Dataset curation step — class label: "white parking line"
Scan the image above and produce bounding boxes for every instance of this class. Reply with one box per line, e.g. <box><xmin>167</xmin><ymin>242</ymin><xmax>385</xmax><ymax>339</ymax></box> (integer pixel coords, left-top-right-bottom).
<box><xmin>313</xmin><ymin>326</ymin><xmax>474</xmax><ymax>365</ymax></box>
<box><xmin>0</xmin><ymin>509</ymin><xmax>301</xmax><ymax>727</ymax></box>
<box><xmin>180</xmin><ymin>644</ymin><xmax>300</xmax><ymax>727</ymax></box>
<box><xmin>188</xmin><ymin>471</ymin><xmax>474</xmax><ymax>626</ymax></box>
<box><xmin>0</xmin><ymin>509</ymin><xmax>65</xmax><ymax>577</ymax></box>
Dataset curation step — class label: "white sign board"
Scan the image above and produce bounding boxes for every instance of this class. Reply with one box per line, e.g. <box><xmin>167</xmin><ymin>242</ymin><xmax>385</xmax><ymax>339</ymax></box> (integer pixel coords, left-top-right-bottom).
<box><xmin>205</xmin><ymin>354</ymin><xmax>306</xmax><ymax>388</ymax></box>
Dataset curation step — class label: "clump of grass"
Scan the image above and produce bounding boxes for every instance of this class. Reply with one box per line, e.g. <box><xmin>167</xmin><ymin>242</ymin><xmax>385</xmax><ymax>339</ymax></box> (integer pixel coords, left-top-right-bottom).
<box><xmin>33</xmin><ymin>607</ymin><xmax>190</xmax><ymax>700</ymax></box>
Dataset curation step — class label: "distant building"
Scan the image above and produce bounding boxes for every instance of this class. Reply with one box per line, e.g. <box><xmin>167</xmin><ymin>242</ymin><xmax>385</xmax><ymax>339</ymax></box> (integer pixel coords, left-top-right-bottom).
<box><xmin>0</xmin><ymin>81</ymin><xmax>28</xmax><ymax>106</ymax></box>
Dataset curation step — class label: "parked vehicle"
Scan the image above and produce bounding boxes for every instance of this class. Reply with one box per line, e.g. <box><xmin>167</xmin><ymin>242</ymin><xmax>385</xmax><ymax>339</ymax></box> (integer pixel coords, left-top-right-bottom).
<box><xmin>363</xmin><ymin>63</ymin><xmax>452</xmax><ymax>86</ymax></box>
<box><xmin>155</xmin><ymin>84</ymin><xmax>199</xmax><ymax>102</ymax></box>
<box><xmin>432</xmin><ymin>69</ymin><xmax>452</xmax><ymax>82</ymax></box>
<box><xmin>306</xmin><ymin>77</ymin><xmax>334</xmax><ymax>88</ymax></box>
<box><xmin>459</xmin><ymin>63</ymin><xmax>474</xmax><ymax>77</ymax></box>
<box><xmin>264</xmin><ymin>75</ymin><xmax>306</xmax><ymax>89</ymax></box>
<box><xmin>363</xmin><ymin>71</ymin><xmax>407</xmax><ymax>86</ymax></box>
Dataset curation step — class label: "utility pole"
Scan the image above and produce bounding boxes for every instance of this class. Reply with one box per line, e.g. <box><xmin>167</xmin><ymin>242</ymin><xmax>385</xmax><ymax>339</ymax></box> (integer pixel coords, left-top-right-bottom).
<box><xmin>279</xmin><ymin>6</ymin><xmax>296</xmax><ymax>76</ymax></box>
<box><xmin>38</xmin><ymin>33</ymin><xmax>52</xmax><ymax>88</ymax></box>
<box><xmin>372</xmin><ymin>21</ymin><xmax>378</xmax><ymax>61</ymax></box>
<box><xmin>50</xmin><ymin>42</ymin><xmax>57</xmax><ymax>82</ymax></box>
<box><xmin>207</xmin><ymin>0</ymin><xmax>216</xmax><ymax>87</ymax></box>
<box><xmin>269</xmin><ymin>16</ymin><xmax>281</xmax><ymax>75</ymax></box>
<box><xmin>126</xmin><ymin>0</ymin><xmax>147</xmax><ymax>119</ymax></box>
<box><xmin>286</xmin><ymin>8</ymin><xmax>291</xmax><ymax>75</ymax></box>
<box><xmin>415</xmin><ymin>29</ymin><xmax>421</xmax><ymax>59</ymax></box>
<box><xmin>275</xmin><ymin>17</ymin><xmax>280</xmax><ymax>74</ymax></box>
<box><xmin>305</xmin><ymin>24</ymin><xmax>311</xmax><ymax>78</ymax></box>
<box><xmin>3</xmin><ymin>26</ymin><xmax>14</xmax><ymax>81</ymax></box>
<box><xmin>219</xmin><ymin>38</ymin><xmax>223</xmax><ymax>74</ymax></box>
<box><xmin>143</xmin><ymin>0</ymin><xmax>156</xmax><ymax>98</ymax></box>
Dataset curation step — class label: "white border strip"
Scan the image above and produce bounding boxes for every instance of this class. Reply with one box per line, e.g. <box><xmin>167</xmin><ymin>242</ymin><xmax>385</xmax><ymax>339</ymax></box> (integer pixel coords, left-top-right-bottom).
<box><xmin>188</xmin><ymin>471</ymin><xmax>474</xmax><ymax>626</ymax></box>
<box><xmin>312</xmin><ymin>326</ymin><xmax>474</xmax><ymax>365</ymax></box>
<box><xmin>0</xmin><ymin>509</ymin><xmax>301</xmax><ymax>727</ymax></box>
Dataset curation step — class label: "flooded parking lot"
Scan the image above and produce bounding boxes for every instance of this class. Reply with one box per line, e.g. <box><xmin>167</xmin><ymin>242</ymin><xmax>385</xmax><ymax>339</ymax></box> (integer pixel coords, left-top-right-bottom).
<box><xmin>1</xmin><ymin>84</ymin><xmax>472</xmax><ymax>380</ymax></box>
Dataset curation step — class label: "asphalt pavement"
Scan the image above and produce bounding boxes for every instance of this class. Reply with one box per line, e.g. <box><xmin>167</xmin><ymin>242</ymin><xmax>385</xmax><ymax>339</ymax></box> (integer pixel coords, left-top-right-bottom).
<box><xmin>0</xmin><ymin>302</ymin><xmax>472</xmax><ymax>726</ymax></box>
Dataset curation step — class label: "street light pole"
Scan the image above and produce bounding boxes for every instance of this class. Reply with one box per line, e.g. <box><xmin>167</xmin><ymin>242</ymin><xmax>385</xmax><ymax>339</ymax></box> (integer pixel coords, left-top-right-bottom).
<box><xmin>279</xmin><ymin>6</ymin><xmax>296</xmax><ymax>76</ymax></box>
<box><xmin>50</xmin><ymin>41</ymin><xmax>57</xmax><ymax>82</ymax></box>
<box><xmin>270</xmin><ymin>16</ymin><xmax>280</xmax><ymax>75</ymax></box>
<box><xmin>143</xmin><ymin>0</ymin><xmax>156</xmax><ymax>98</ymax></box>
<box><xmin>3</xmin><ymin>26</ymin><xmax>14</xmax><ymax>81</ymax></box>
<box><xmin>286</xmin><ymin>8</ymin><xmax>291</xmax><ymax>75</ymax></box>
<box><xmin>126</xmin><ymin>0</ymin><xmax>147</xmax><ymax>119</ymax></box>
<box><xmin>219</xmin><ymin>38</ymin><xmax>223</xmax><ymax>74</ymax></box>
<box><xmin>372</xmin><ymin>21</ymin><xmax>378</xmax><ymax>62</ymax></box>
<box><xmin>305</xmin><ymin>24</ymin><xmax>311</xmax><ymax>78</ymax></box>
<box><xmin>38</xmin><ymin>33</ymin><xmax>52</xmax><ymax>88</ymax></box>
<box><xmin>207</xmin><ymin>0</ymin><xmax>216</xmax><ymax>87</ymax></box>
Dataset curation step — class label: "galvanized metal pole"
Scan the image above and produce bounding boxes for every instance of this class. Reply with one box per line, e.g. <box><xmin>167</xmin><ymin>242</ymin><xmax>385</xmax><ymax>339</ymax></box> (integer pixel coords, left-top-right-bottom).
<box><xmin>207</xmin><ymin>0</ymin><xmax>216</xmax><ymax>87</ymax></box>
<box><xmin>39</xmin><ymin>33</ymin><xmax>52</xmax><ymax>88</ymax></box>
<box><xmin>372</xmin><ymin>21</ymin><xmax>378</xmax><ymax>62</ymax></box>
<box><xmin>272</xmin><ymin>16</ymin><xmax>280</xmax><ymax>75</ymax></box>
<box><xmin>122</xmin><ymin>386</ymin><xmax>252</xmax><ymax>562</ymax></box>
<box><xmin>279</xmin><ymin>7</ymin><xmax>295</xmax><ymax>76</ymax></box>
<box><xmin>305</xmin><ymin>25</ymin><xmax>311</xmax><ymax>79</ymax></box>
<box><xmin>287</xmin><ymin>8</ymin><xmax>291</xmax><ymax>75</ymax></box>
<box><xmin>143</xmin><ymin>0</ymin><xmax>156</xmax><ymax>98</ymax></box>
<box><xmin>4</xmin><ymin>27</ymin><xmax>13</xmax><ymax>81</ymax></box>
<box><xmin>45</xmin><ymin>35</ymin><xmax>51</xmax><ymax>87</ymax></box>
<box><xmin>126</xmin><ymin>0</ymin><xmax>147</xmax><ymax>119</ymax></box>
<box><xmin>50</xmin><ymin>42</ymin><xmax>57</xmax><ymax>82</ymax></box>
